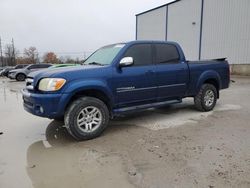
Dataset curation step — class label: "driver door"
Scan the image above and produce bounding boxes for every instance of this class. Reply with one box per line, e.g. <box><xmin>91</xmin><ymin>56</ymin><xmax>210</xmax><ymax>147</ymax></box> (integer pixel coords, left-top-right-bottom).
<box><xmin>112</xmin><ymin>44</ymin><xmax>157</xmax><ymax>108</ymax></box>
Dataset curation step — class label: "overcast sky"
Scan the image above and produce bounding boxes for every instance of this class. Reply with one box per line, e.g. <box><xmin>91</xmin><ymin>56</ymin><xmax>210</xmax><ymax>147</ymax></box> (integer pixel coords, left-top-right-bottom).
<box><xmin>0</xmin><ymin>0</ymin><xmax>173</xmax><ymax>59</ymax></box>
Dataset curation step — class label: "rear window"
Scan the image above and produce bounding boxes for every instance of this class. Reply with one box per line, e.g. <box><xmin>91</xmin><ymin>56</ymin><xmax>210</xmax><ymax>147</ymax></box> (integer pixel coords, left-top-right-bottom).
<box><xmin>155</xmin><ymin>44</ymin><xmax>180</xmax><ymax>64</ymax></box>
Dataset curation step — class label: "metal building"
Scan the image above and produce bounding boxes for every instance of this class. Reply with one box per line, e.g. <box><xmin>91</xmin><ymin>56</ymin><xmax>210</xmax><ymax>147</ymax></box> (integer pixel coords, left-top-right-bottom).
<box><xmin>136</xmin><ymin>0</ymin><xmax>250</xmax><ymax>75</ymax></box>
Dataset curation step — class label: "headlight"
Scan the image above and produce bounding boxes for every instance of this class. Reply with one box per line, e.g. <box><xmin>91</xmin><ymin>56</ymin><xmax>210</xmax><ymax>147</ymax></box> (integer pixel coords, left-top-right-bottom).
<box><xmin>38</xmin><ymin>78</ymin><xmax>66</xmax><ymax>91</ymax></box>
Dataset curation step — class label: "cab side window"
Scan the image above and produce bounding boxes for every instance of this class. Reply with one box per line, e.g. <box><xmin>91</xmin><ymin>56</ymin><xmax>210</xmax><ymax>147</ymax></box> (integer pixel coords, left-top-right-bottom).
<box><xmin>124</xmin><ymin>44</ymin><xmax>152</xmax><ymax>66</ymax></box>
<box><xmin>155</xmin><ymin>44</ymin><xmax>180</xmax><ymax>64</ymax></box>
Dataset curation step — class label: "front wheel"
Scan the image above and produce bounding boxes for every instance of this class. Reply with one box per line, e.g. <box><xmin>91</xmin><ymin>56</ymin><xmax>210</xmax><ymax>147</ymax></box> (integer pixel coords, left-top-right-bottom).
<box><xmin>64</xmin><ymin>97</ymin><xmax>109</xmax><ymax>141</ymax></box>
<box><xmin>16</xmin><ymin>73</ymin><xmax>26</xmax><ymax>81</ymax></box>
<box><xmin>194</xmin><ymin>84</ymin><xmax>217</xmax><ymax>112</ymax></box>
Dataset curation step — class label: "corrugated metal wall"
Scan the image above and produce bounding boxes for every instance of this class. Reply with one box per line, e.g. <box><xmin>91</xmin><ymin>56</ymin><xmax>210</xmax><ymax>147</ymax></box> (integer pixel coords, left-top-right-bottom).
<box><xmin>201</xmin><ymin>0</ymin><xmax>250</xmax><ymax>64</ymax></box>
<box><xmin>136</xmin><ymin>6</ymin><xmax>167</xmax><ymax>40</ymax></box>
<box><xmin>136</xmin><ymin>0</ymin><xmax>250</xmax><ymax>64</ymax></box>
<box><xmin>167</xmin><ymin>0</ymin><xmax>201</xmax><ymax>60</ymax></box>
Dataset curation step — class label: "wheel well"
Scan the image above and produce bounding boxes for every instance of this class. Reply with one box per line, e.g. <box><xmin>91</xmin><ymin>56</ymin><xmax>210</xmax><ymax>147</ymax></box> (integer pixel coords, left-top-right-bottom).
<box><xmin>65</xmin><ymin>89</ymin><xmax>112</xmax><ymax>113</ymax></box>
<box><xmin>16</xmin><ymin>73</ymin><xmax>26</xmax><ymax>77</ymax></box>
<box><xmin>204</xmin><ymin>79</ymin><xmax>219</xmax><ymax>98</ymax></box>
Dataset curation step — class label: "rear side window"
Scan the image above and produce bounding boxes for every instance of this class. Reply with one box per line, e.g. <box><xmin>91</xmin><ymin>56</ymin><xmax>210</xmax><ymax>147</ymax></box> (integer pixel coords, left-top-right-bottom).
<box><xmin>15</xmin><ymin>65</ymin><xmax>23</xmax><ymax>69</ymax></box>
<box><xmin>39</xmin><ymin>64</ymin><xmax>51</xmax><ymax>68</ymax></box>
<box><xmin>28</xmin><ymin>65</ymin><xmax>39</xmax><ymax>69</ymax></box>
<box><xmin>124</xmin><ymin>44</ymin><xmax>152</xmax><ymax>66</ymax></box>
<box><xmin>155</xmin><ymin>44</ymin><xmax>180</xmax><ymax>64</ymax></box>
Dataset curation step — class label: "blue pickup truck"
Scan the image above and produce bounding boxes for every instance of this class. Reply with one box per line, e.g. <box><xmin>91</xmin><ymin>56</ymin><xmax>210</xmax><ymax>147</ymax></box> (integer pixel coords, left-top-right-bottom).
<box><xmin>22</xmin><ymin>41</ymin><xmax>230</xmax><ymax>140</ymax></box>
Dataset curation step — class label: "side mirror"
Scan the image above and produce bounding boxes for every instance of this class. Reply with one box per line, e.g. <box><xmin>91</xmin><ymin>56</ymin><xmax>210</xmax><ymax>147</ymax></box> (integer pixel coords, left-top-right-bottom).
<box><xmin>119</xmin><ymin>57</ymin><xmax>134</xmax><ymax>67</ymax></box>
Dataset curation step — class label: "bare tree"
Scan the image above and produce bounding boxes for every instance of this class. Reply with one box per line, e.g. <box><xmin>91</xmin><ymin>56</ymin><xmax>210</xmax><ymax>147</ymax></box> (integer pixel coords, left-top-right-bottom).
<box><xmin>24</xmin><ymin>47</ymin><xmax>38</xmax><ymax>64</ymax></box>
<box><xmin>16</xmin><ymin>57</ymin><xmax>33</xmax><ymax>65</ymax></box>
<box><xmin>5</xmin><ymin>44</ymin><xmax>17</xmax><ymax>66</ymax></box>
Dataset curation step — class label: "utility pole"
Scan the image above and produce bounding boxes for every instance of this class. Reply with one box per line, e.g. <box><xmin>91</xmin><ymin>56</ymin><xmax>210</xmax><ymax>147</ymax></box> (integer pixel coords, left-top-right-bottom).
<box><xmin>11</xmin><ymin>38</ymin><xmax>16</xmax><ymax>65</ymax></box>
<box><xmin>0</xmin><ymin>37</ymin><xmax>3</xmax><ymax>67</ymax></box>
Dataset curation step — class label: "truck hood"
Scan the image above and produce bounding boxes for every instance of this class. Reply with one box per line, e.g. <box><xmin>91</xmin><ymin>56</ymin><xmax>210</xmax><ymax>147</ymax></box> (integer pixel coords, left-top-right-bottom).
<box><xmin>29</xmin><ymin>65</ymin><xmax>106</xmax><ymax>85</ymax></box>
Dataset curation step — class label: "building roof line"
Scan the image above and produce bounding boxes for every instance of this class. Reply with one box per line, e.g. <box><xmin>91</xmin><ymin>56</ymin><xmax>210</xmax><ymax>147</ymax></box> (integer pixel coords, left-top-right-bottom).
<box><xmin>136</xmin><ymin>0</ymin><xmax>181</xmax><ymax>16</ymax></box>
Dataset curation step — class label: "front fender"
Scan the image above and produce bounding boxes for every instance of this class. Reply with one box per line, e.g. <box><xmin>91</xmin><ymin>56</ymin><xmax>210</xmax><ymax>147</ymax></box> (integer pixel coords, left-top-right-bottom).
<box><xmin>16</xmin><ymin>70</ymin><xmax>26</xmax><ymax>75</ymax></box>
<box><xmin>196</xmin><ymin>70</ymin><xmax>221</xmax><ymax>93</ymax></box>
<box><xmin>61</xmin><ymin>78</ymin><xmax>114</xmax><ymax>108</ymax></box>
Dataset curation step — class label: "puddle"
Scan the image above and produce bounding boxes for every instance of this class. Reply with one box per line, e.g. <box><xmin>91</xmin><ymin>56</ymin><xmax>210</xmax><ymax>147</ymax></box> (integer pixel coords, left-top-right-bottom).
<box><xmin>26</xmin><ymin>144</ymin><xmax>134</xmax><ymax>188</ymax></box>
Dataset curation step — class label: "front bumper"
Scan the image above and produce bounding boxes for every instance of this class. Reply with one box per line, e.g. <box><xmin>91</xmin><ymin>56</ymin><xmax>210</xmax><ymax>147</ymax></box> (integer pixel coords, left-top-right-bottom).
<box><xmin>8</xmin><ymin>73</ymin><xmax>16</xmax><ymax>79</ymax></box>
<box><xmin>22</xmin><ymin>89</ymin><xmax>67</xmax><ymax>119</ymax></box>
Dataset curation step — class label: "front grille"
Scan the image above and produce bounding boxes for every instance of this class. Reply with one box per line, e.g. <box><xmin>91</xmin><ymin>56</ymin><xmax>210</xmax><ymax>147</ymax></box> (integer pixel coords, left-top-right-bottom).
<box><xmin>26</xmin><ymin>77</ymin><xmax>34</xmax><ymax>90</ymax></box>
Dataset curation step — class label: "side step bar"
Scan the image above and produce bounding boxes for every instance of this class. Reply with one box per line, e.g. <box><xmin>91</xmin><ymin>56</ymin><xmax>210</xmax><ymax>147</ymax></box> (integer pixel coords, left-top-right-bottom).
<box><xmin>113</xmin><ymin>99</ymin><xmax>182</xmax><ymax>115</ymax></box>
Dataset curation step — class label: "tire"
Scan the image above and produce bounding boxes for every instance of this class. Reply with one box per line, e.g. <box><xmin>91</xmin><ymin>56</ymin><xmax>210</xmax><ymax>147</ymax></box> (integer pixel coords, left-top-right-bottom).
<box><xmin>194</xmin><ymin>84</ymin><xmax>217</xmax><ymax>112</ymax></box>
<box><xmin>64</xmin><ymin>97</ymin><xmax>109</xmax><ymax>141</ymax></box>
<box><xmin>16</xmin><ymin>73</ymin><xmax>26</xmax><ymax>81</ymax></box>
<box><xmin>53</xmin><ymin>117</ymin><xmax>64</xmax><ymax>122</ymax></box>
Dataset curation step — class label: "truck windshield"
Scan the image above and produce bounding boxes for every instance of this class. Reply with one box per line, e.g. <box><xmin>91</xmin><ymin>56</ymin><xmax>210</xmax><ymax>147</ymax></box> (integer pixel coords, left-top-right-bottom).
<box><xmin>84</xmin><ymin>44</ymin><xmax>125</xmax><ymax>66</ymax></box>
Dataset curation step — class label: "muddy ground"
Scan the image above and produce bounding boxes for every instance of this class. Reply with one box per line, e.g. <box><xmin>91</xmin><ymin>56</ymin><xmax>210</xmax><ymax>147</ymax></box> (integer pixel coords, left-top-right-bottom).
<box><xmin>0</xmin><ymin>76</ymin><xmax>250</xmax><ymax>188</ymax></box>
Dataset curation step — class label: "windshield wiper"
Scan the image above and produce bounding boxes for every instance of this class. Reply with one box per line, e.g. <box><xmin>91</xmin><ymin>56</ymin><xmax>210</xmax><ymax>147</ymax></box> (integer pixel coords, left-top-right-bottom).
<box><xmin>87</xmin><ymin>62</ymin><xmax>104</xmax><ymax>66</ymax></box>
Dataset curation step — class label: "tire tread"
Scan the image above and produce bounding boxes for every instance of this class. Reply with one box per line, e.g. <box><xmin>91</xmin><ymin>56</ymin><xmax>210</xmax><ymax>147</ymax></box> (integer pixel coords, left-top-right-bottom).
<box><xmin>194</xmin><ymin>84</ymin><xmax>217</xmax><ymax>112</ymax></box>
<box><xmin>64</xmin><ymin>97</ymin><xmax>109</xmax><ymax>140</ymax></box>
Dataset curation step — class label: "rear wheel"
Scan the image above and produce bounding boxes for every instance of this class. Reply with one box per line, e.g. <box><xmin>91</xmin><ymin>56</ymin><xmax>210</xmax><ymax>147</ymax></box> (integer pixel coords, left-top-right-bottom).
<box><xmin>194</xmin><ymin>84</ymin><xmax>217</xmax><ymax>112</ymax></box>
<box><xmin>16</xmin><ymin>73</ymin><xmax>26</xmax><ymax>81</ymax></box>
<box><xmin>64</xmin><ymin>97</ymin><xmax>109</xmax><ymax>141</ymax></box>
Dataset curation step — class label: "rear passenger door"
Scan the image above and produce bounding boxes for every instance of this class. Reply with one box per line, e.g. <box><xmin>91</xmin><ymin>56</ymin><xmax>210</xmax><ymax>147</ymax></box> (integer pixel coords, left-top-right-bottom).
<box><xmin>154</xmin><ymin>43</ymin><xmax>189</xmax><ymax>100</ymax></box>
<box><xmin>113</xmin><ymin>44</ymin><xmax>157</xmax><ymax>107</ymax></box>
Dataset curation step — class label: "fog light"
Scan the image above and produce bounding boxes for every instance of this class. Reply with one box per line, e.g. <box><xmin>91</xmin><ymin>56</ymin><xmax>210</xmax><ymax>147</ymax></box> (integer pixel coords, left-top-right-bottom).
<box><xmin>39</xmin><ymin>106</ymin><xmax>44</xmax><ymax>113</ymax></box>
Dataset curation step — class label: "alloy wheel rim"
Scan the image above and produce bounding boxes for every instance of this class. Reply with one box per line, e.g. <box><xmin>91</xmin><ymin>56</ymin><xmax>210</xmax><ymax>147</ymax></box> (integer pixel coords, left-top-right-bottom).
<box><xmin>77</xmin><ymin>106</ymin><xmax>102</xmax><ymax>133</ymax></box>
<box><xmin>19</xmin><ymin>75</ymin><xmax>25</xmax><ymax>80</ymax></box>
<box><xmin>204</xmin><ymin>90</ymin><xmax>215</xmax><ymax>107</ymax></box>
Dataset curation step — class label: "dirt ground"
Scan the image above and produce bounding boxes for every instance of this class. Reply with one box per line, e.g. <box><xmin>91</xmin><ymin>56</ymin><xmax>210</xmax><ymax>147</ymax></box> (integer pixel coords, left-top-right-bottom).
<box><xmin>0</xmin><ymin>76</ymin><xmax>250</xmax><ymax>188</ymax></box>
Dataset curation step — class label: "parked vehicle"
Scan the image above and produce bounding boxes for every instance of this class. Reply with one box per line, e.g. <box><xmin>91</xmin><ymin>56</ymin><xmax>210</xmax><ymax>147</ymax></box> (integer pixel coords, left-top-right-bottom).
<box><xmin>14</xmin><ymin>64</ymin><xmax>29</xmax><ymax>69</ymax></box>
<box><xmin>22</xmin><ymin>41</ymin><xmax>230</xmax><ymax>140</ymax></box>
<box><xmin>1</xmin><ymin>64</ymin><xmax>29</xmax><ymax>77</ymax></box>
<box><xmin>6</xmin><ymin>64</ymin><xmax>29</xmax><ymax>78</ymax></box>
<box><xmin>0</xmin><ymin>68</ymin><xmax>5</xmax><ymax>76</ymax></box>
<box><xmin>8</xmin><ymin>63</ymin><xmax>52</xmax><ymax>81</ymax></box>
<box><xmin>49</xmin><ymin>64</ymin><xmax>80</xmax><ymax>69</ymax></box>
<box><xmin>1</xmin><ymin>66</ymin><xmax>14</xmax><ymax>77</ymax></box>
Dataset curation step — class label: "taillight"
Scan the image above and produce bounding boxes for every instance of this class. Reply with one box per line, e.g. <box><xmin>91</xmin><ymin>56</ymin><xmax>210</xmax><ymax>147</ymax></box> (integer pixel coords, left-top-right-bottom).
<box><xmin>228</xmin><ymin>62</ymin><xmax>231</xmax><ymax>84</ymax></box>
<box><xmin>229</xmin><ymin>63</ymin><xmax>231</xmax><ymax>79</ymax></box>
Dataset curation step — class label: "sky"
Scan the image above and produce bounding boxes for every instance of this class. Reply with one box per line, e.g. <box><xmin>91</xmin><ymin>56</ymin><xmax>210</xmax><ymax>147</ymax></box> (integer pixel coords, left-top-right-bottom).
<box><xmin>0</xmin><ymin>0</ymin><xmax>173</xmax><ymax>59</ymax></box>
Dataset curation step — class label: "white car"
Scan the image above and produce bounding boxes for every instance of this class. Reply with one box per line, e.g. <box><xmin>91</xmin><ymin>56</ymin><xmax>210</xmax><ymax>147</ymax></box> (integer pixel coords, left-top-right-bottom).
<box><xmin>8</xmin><ymin>64</ymin><xmax>52</xmax><ymax>81</ymax></box>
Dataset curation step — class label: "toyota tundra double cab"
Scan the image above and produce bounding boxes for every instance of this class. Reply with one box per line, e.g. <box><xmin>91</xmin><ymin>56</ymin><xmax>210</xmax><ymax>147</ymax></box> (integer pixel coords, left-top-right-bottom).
<box><xmin>22</xmin><ymin>41</ymin><xmax>230</xmax><ymax>140</ymax></box>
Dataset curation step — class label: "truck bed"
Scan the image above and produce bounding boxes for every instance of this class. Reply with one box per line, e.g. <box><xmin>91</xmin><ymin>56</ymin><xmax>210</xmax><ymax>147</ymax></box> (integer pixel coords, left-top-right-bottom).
<box><xmin>186</xmin><ymin>59</ymin><xmax>230</xmax><ymax>96</ymax></box>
